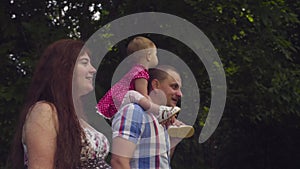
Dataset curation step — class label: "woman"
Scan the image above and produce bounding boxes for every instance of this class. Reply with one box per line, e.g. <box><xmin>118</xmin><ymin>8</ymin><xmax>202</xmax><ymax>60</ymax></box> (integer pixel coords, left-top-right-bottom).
<box><xmin>8</xmin><ymin>39</ymin><xmax>111</xmax><ymax>169</ymax></box>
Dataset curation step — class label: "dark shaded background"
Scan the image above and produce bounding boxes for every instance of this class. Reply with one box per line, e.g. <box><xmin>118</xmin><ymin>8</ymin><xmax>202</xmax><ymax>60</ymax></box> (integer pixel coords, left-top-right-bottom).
<box><xmin>1</xmin><ymin>0</ymin><xmax>299</xmax><ymax>169</ymax></box>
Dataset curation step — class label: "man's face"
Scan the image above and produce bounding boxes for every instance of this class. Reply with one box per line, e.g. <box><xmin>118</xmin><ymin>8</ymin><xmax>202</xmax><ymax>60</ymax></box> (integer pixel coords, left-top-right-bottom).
<box><xmin>152</xmin><ymin>70</ymin><xmax>183</xmax><ymax>107</ymax></box>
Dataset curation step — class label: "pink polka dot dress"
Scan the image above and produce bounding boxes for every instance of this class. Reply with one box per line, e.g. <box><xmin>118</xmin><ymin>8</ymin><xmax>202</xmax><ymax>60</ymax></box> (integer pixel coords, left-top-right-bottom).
<box><xmin>97</xmin><ymin>64</ymin><xmax>149</xmax><ymax>119</ymax></box>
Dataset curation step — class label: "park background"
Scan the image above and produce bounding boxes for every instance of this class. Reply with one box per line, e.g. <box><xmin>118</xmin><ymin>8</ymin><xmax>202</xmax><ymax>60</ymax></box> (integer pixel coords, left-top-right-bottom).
<box><xmin>0</xmin><ymin>0</ymin><xmax>299</xmax><ymax>169</ymax></box>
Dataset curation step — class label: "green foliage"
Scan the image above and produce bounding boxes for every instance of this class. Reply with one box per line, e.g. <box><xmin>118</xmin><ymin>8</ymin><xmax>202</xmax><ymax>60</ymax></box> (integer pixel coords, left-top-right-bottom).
<box><xmin>0</xmin><ymin>0</ymin><xmax>299</xmax><ymax>168</ymax></box>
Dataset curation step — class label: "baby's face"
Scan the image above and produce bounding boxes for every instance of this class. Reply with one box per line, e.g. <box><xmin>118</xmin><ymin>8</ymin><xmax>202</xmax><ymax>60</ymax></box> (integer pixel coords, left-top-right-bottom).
<box><xmin>149</xmin><ymin>47</ymin><xmax>158</xmax><ymax>67</ymax></box>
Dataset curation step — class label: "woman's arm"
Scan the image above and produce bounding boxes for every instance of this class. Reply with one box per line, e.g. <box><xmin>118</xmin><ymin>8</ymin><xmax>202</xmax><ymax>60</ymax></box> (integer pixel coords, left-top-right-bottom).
<box><xmin>23</xmin><ymin>102</ymin><xmax>58</xmax><ymax>169</ymax></box>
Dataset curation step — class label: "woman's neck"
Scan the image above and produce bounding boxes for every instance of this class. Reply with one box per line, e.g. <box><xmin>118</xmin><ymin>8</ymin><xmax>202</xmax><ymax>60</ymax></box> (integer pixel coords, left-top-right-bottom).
<box><xmin>73</xmin><ymin>97</ymin><xmax>86</xmax><ymax>119</ymax></box>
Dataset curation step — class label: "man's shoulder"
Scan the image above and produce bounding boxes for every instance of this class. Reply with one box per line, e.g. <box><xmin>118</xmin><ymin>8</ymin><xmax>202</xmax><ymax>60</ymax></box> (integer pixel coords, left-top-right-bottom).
<box><xmin>121</xmin><ymin>103</ymin><xmax>145</xmax><ymax>113</ymax></box>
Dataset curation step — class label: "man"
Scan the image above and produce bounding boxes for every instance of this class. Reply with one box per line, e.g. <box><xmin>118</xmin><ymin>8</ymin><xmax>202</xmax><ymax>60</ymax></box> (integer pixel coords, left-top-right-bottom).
<box><xmin>111</xmin><ymin>65</ymin><xmax>184</xmax><ymax>169</ymax></box>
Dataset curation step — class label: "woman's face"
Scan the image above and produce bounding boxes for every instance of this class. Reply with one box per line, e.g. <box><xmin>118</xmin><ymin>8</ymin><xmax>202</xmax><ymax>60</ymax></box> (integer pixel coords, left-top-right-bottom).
<box><xmin>73</xmin><ymin>52</ymin><xmax>96</xmax><ymax>97</ymax></box>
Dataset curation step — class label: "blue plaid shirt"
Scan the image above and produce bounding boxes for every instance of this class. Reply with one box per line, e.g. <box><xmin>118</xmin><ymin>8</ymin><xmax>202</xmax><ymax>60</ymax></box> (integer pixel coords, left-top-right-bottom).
<box><xmin>112</xmin><ymin>104</ymin><xmax>171</xmax><ymax>169</ymax></box>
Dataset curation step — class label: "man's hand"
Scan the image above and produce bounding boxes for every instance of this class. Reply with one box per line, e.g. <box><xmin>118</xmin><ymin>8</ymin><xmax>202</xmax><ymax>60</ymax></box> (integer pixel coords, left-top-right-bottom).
<box><xmin>172</xmin><ymin>119</ymin><xmax>185</xmax><ymax>126</ymax></box>
<box><xmin>161</xmin><ymin>116</ymin><xmax>185</xmax><ymax>127</ymax></box>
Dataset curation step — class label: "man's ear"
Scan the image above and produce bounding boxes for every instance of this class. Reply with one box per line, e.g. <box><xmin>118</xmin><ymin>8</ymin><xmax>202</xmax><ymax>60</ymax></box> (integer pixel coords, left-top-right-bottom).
<box><xmin>151</xmin><ymin>79</ymin><xmax>160</xmax><ymax>89</ymax></box>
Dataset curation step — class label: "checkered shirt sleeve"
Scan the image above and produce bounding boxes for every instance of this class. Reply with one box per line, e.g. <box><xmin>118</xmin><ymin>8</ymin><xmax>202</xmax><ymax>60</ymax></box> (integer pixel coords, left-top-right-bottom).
<box><xmin>112</xmin><ymin>104</ymin><xmax>171</xmax><ymax>169</ymax></box>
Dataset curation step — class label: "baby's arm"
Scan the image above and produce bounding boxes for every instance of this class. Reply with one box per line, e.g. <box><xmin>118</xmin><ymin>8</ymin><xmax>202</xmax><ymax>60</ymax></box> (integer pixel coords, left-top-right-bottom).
<box><xmin>121</xmin><ymin>78</ymin><xmax>180</xmax><ymax>122</ymax></box>
<box><xmin>120</xmin><ymin>78</ymin><xmax>151</xmax><ymax>110</ymax></box>
<box><xmin>134</xmin><ymin>78</ymin><xmax>153</xmax><ymax>110</ymax></box>
<box><xmin>134</xmin><ymin>78</ymin><xmax>149</xmax><ymax>98</ymax></box>
<box><xmin>121</xmin><ymin>90</ymin><xmax>149</xmax><ymax>108</ymax></box>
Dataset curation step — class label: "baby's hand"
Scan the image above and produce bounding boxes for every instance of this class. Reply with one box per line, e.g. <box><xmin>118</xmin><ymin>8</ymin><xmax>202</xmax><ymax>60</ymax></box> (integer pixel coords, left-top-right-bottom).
<box><xmin>161</xmin><ymin>116</ymin><xmax>179</xmax><ymax>127</ymax></box>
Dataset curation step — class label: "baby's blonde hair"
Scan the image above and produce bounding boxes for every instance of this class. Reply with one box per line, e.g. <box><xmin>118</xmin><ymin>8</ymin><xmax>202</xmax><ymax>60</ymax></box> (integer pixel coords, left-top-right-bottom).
<box><xmin>127</xmin><ymin>36</ymin><xmax>155</xmax><ymax>56</ymax></box>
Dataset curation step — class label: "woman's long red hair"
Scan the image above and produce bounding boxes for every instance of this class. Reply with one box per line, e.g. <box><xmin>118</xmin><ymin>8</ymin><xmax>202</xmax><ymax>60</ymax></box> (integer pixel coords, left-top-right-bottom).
<box><xmin>8</xmin><ymin>39</ymin><xmax>86</xmax><ymax>169</ymax></box>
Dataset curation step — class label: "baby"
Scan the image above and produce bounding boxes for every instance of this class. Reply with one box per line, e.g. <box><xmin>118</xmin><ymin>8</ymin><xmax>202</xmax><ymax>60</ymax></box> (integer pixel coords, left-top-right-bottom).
<box><xmin>97</xmin><ymin>36</ymin><xmax>180</xmax><ymax>122</ymax></box>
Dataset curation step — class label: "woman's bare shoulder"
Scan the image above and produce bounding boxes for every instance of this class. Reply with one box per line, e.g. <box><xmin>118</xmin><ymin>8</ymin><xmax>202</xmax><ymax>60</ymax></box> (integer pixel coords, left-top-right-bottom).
<box><xmin>25</xmin><ymin>101</ymin><xmax>59</xmax><ymax>132</ymax></box>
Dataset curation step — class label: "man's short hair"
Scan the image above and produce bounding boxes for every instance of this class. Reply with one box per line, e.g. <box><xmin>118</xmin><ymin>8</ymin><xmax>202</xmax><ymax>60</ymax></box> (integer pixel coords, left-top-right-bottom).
<box><xmin>148</xmin><ymin>65</ymin><xmax>178</xmax><ymax>91</ymax></box>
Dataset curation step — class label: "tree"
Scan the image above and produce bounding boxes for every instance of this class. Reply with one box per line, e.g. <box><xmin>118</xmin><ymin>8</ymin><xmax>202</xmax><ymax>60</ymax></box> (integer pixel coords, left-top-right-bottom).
<box><xmin>0</xmin><ymin>0</ymin><xmax>299</xmax><ymax>168</ymax></box>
